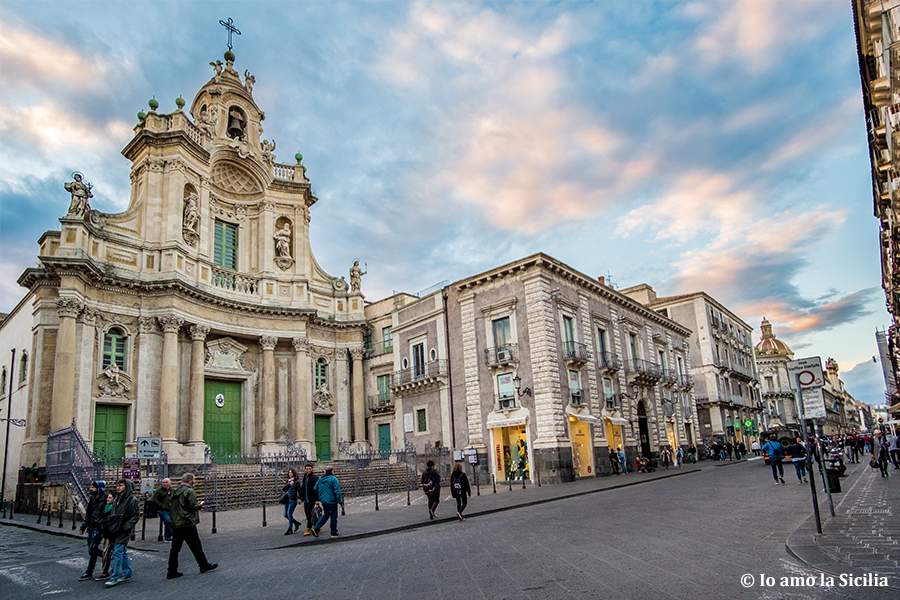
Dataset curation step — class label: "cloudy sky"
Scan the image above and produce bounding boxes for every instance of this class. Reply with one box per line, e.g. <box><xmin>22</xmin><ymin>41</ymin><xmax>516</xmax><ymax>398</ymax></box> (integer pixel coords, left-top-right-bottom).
<box><xmin>0</xmin><ymin>1</ymin><xmax>889</xmax><ymax>403</ymax></box>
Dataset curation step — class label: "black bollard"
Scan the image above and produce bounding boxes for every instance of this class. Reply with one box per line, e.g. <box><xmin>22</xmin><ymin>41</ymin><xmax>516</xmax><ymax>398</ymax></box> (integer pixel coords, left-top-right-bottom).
<box><xmin>9</xmin><ymin>499</ymin><xmax>13</xmax><ymax>519</ymax></box>
<box><xmin>72</xmin><ymin>500</ymin><xmax>77</xmax><ymax>531</ymax></box>
<box><xmin>158</xmin><ymin>515</ymin><xmax>163</xmax><ymax>542</ymax></box>
<box><xmin>36</xmin><ymin>501</ymin><xmax>44</xmax><ymax>525</ymax></box>
<box><xmin>58</xmin><ymin>500</ymin><xmax>64</xmax><ymax>528</ymax></box>
<box><xmin>141</xmin><ymin>499</ymin><xmax>147</xmax><ymax>541</ymax></box>
<box><xmin>522</xmin><ymin>475</ymin><xmax>526</xmax><ymax>490</ymax></box>
<box><xmin>46</xmin><ymin>502</ymin><xmax>52</xmax><ymax>526</ymax></box>
<box><xmin>407</xmin><ymin>485</ymin><xmax>411</xmax><ymax>506</ymax></box>
<box><xmin>262</xmin><ymin>502</ymin><xmax>267</xmax><ymax>527</ymax></box>
<box><xmin>341</xmin><ymin>504</ymin><xmax>345</xmax><ymax>516</ymax></box>
<box><xmin>0</xmin><ymin>500</ymin><xmax>5</xmax><ymax>519</ymax></box>
<box><xmin>375</xmin><ymin>491</ymin><xmax>379</xmax><ymax>511</ymax></box>
<box><xmin>211</xmin><ymin>507</ymin><xmax>217</xmax><ymax>534</ymax></box>
<box><xmin>475</xmin><ymin>474</ymin><xmax>480</xmax><ymax>496</ymax></box>
<box><xmin>492</xmin><ymin>474</ymin><xmax>497</xmax><ymax>494</ymax></box>
<box><xmin>508</xmin><ymin>476</ymin><xmax>512</xmax><ymax>492</ymax></box>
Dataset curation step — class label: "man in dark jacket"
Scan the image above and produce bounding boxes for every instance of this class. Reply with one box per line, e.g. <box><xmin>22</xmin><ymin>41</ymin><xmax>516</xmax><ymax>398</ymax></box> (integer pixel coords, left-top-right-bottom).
<box><xmin>167</xmin><ymin>472</ymin><xmax>218</xmax><ymax>579</ymax></box>
<box><xmin>299</xmin><ymin>464</ymin><xmax>319</xmax><ymax>536</ymax></box>
<box><xmin>78</xmin><ymin>480</ymin><xmax>106</xmax><ymax>581</ymax></box>
<box><xmin>150</xmin><ymin>477</ymin><xmax>174</xmax><ymax>541</ymax></box>
<box><xmin>106</xmin><ymin>479</ymin><xmax>140</xmax><ymax>587</ymax></box>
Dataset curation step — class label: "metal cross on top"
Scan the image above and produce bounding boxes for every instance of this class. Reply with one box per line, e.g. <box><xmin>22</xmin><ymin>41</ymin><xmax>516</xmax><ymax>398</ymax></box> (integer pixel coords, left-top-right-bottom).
<box><xmin>219</xmin><ymin>17</ymin><xmax>241</xmax><ymax>51</ymax></box>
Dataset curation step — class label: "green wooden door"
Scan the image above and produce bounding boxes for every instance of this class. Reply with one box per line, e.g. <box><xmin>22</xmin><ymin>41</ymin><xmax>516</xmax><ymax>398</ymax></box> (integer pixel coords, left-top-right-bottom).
<box><xmin>204</xmin><ymin>380</ymin><xmax>242</xmax><ymax>456</ymax></box>
<box><xmin>379</xmin><ymin>424</ymin><xmax>391</xmax><ymax>457</ymax></box>
<box><xmin>93</xmin><ymin>405</ymin><xmax>127</xmax><ymax>460</ymax></box>
<box><xmin>315</xmin><ymin>416</ymin><xmax>331</xmax><ymax>460</ymax></box>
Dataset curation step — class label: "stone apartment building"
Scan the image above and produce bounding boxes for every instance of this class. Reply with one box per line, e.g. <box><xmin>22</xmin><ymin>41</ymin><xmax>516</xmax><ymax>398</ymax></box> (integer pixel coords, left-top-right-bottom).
<box><xmin>624</xmin><ymin>288</ymin><xmax>764</xmax><ymax>449</ymax></box>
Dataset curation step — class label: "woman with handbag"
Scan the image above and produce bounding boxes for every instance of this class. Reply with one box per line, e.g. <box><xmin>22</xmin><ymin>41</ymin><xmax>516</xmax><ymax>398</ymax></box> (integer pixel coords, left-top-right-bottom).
<box><xmin>872</xmin><ymin>430</ymin><xmax>890</xmax><ymax>478</ymax></box>
<box><xmin>282</xmin><ymin>469</ymin><xmax>302</xmax><ymax>534</ymax></box>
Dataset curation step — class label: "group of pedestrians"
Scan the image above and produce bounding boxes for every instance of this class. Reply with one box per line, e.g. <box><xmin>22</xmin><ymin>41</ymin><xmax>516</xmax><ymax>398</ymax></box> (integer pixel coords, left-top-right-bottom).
<box><xmin>420</xmin><ymin>460</ymin><xmax>472</xmax><ymax>521</ymax></box>
<box><xmin>77</xmin><ymin>473</ymin><xmax>218</xmax><ymax>587</ymax></box>
<box><xmin>282</xmin><ymin>464</ymin><xmax>344</xmax><ymax>538</ymax></box>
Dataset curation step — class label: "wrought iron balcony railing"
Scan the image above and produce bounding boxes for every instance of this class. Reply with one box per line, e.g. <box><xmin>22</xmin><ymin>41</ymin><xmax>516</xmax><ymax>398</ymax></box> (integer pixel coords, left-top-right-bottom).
<box><xmin>367</xmin><ymin>393</ymin><xmax>394</xmax><ymax>413</ymax></box>
<box><xmin>624</xmin><ymin>358</ymin><xmax>661</xmax><ymax>379</ymax></box>
<box><xmin>484</xmin><ymin>343</ymin><xmax>518</xmax><ymax>366</ymax></box>
<box><xmin>598</xmin><ymin>351</ymin><xmax>620</xmax><ymax>370</ymax></box>
<box><xmin>391</xmin><ymin>359</ymin><xmax>449</xmax><ymax>387</ymax></box>
<box><xmin>563</xmin><ymin>341</ymin><xmax>589</xmax><ymax>363</ymax></box>
<box><xmin>679</xmin><ymin>373</ymin><xmax>693</xmax><ymax>388</ymax></box>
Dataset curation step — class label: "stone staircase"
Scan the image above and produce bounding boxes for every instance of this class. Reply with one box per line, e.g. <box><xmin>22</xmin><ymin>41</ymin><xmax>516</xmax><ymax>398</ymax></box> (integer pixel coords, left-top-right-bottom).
<box><xmin>194</xmin><ymin>460</ymin><xmax>418</xmax><ymax>511</ymax></box>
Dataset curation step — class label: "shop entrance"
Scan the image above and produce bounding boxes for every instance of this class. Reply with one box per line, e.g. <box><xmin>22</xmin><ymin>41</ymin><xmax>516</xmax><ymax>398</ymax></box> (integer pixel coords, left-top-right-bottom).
<box><xmin>605</xmin><ymin>420</ymin><xmax>623</xmax><ymax>455</ymax></box>
<box><xmin>493</xmin><ymin>425</ymin><xmax>529</xmax><ymax>481</ymax></box>
<box><xmin>637</xmin><ymin>401</ymin><xmax>651</xmax><ymax>458</ymax></box>
<box><xmin>684</xmin><ymin>422</ymin><xmax>694</xmax><ymax>447</ymax></box>
<box><xmin>666</xmin><ymin>421</ymin><xmax>677</xmax><ymax>450</ymax></box>
<box><xmin>569</xmin><ymin>418</ymin><xmax>593</xmax><ymax>477</ymax></box>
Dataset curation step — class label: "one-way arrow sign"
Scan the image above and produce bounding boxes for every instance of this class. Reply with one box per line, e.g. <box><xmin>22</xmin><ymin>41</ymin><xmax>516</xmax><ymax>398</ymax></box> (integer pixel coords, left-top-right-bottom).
<box><xmin>137</xmin><ymin>436</ymin><xmax>162</xmax><ymax>459</ymax></box>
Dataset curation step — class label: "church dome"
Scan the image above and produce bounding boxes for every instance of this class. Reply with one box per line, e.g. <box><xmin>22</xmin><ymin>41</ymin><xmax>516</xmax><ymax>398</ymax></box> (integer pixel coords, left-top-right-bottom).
<box><xmin>756</xmin><ymin>317</ymin><xmax>793</xmax><ymax>356</ymax></box>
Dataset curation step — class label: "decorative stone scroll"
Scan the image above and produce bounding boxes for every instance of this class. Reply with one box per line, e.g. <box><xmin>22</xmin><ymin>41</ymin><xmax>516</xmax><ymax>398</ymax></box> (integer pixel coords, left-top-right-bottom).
<box><xmin>314</xmin><ymin>383</ymin><xmax>333</xmax><ymax>412</ymax></box>
<box><xmin>98</xmin><ymin>363</ymin><xmax>131</xmax><ymax>398</ymax></box>
<box><xmin>206</xmin><ymin>337</ymin><xmax>249</xmax><ymax>370</ymax></box>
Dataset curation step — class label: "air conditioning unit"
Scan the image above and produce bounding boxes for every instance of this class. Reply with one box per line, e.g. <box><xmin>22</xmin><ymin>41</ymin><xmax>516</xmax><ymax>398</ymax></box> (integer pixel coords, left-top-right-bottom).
<box><xmin>497</xmin><ymin>349</ymin><xmax>511</xmax><ymax>362</ymax></box>
<box><xmin>499</xmin><ymin>397</ymin><xmax>515</xmax><ymax>410</ymax></box>
<box><xmin>571</xmin><ymin>393</ymin><xmax>583</xmax><ymax>405</ymax></box>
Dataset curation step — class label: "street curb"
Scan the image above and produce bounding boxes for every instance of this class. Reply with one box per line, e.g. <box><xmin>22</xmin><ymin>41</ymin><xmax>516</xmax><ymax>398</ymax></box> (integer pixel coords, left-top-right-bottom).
<box><xmin>0</xmin><ymin>519</ymin><xmax>162</xmax><ymax>552</ymax></box>
<box><xmin>783</xmin><ymin>462</ymin><xmax>900</xmax><ymax>591</ymax></box>
<box><xmin>269</xmin><ymin>468</ymin><xmax>702</xmax><ymax>550</ymax></box>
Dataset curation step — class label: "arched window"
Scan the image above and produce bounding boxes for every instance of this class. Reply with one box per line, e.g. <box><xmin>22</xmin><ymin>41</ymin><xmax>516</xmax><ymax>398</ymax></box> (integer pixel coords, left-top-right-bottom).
<box><xmin>18</xmin><ymin>353</ymin><xmax>27</xmax><ymax>383</ymax></box>
<box><xmin>103</xmin><ymin>328</ymin><xmax>127</xmax><ymax>370</ymax></box>
<box><xmin>315</xmin><ymin>358</ymin><xmax>328</xmax><ymax>389</ymax></box>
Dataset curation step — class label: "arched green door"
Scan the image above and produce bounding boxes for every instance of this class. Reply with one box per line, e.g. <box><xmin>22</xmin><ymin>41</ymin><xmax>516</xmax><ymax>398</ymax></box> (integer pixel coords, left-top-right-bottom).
<box><xmin>204</xmin><ymin>380</ymin><xmax>242</xmax><ymax>456</ymax></box>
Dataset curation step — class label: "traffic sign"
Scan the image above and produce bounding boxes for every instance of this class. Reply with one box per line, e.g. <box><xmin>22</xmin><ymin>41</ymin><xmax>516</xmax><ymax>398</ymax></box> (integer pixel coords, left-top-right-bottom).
<box><xmin>137</xmin><ymin>436</ymin><xmax>162</xmax><ymax>459</ymax></box>
<box><xmin>466</xmin><ymin>447</ymin><xmax>478</xmax><ymax>465</ymax></box>
<box><xmin>786</xmin><ymin>357</ymin><xmax>824</xmax><ymax>390</ymax></box>
<box><xmin>799</xmin><ymin>387</ymin><xmax>826</xmax><ymax>419</ymax></box>
<box><xmin>123</xmin><ymin>458</ymin><xmax>141</xmax><ymax>480</ymax></box>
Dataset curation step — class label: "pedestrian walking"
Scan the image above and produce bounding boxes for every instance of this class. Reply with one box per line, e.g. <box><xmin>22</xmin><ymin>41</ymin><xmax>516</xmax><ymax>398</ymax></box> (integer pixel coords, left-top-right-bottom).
<box><xmin>872</xmin><ymin>430</ymin><xmax>890</xmax><ymax>478</ymax></box>
<box><xmin>150</xmin><ymin>477</ymin><xmax>174</xmax><ymax>542</ymax></box>
<box><xmin>95</xmin><ymin>491</ymin><xmax>116</xmax><ymax>581</ymax></box>
<box><xmin>77</xmin><ymin>480</ymin><xmax>106</xmax><ymax>581</ymax></box>
<box><xmin>311</xmin><ymin>466</ymin><xmax>344</xmax><ymax>537</ymax></box>
<box><xmin>106</xmin><ymin>479</ymin><xmax>140</xmax><ymax>587</ymax></box>
<box><xmin>421</xmin><ymin>460</ymin><xmax>442</xmax><ymax>520</ymax></box>
<box><xmin>688</xmin><ymin>444</ymin><xmax>697</xmax><ymax>463</ymax></box>
<box><xmin>449</xmin><ymin>463</ymin><xmax>471</xmax><ymax>521</ymax></box>
<box><xmin>299</xmin><ymin>463</ymin><xmax>319</xmax><ymax>536</ymax></box>
<box><xmin>786</xmin><ymin>437</ymin><xmax>808</xmax><ymax>483</ymax></box>
<box><xmin>761</xmin><ymin>436</ymin><xmax>786</xmax><ymax>485</ymax></box>
<box><xmin>737</xmin><ymin>441</ymin><xmax>746</xmax><ymax>460</ymax></box>
<box><xmin>609</xmin><ymin>448</ymin><xmax>620</xmax><ymax>475</ymax></box>
<box><xmin>888</xmin><ymin>431</ymin><xmax>900</xmax><ymax>470</ymax></box>
<box><xmin>661</xmin><ymin>447</ymin><xmax>671</xmax><ymax>469</ymax></box>
<box><xmin>167</xmin><ymin>472</ymin><xmax>218</xmax><ymax>579</ymax></box>
<box><xmin>618</xmin><ymin>448</ymin><xmax>627</xmax><ymax>474</ymax></box>
<box><xmin>674</xmin><ymin>447</ymin><xmax>683</xmax><ymax>468</ymax></box>
<box><xmin>282</xmin><ymin>468</ymin><xmax>302</xmax><ymax>535</ymax></box>
<box><xmin>751</xmin><ymin>439</ymin><xmax>760</xmax><ymax>457</ymax></box>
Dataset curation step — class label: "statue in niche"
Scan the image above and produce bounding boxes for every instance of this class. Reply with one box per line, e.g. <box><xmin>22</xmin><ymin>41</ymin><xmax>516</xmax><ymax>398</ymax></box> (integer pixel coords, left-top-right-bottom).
<box><xmin>349</xmin><ymin>260</ymin><xmax>366</xmax><ymax>292</ymax></box>
<box><xmin>274</xmin><ymin>223</ymin><xmax>292</xmax><ymax>258</ymax></box>
<box><xmin>198</xmin><ymin>106</ymin><xmax>218</xmax><ymax>139</ymax></box>
<box><xmin>183</xmin><ymin>191</ymin><xmax>200</xmax><ymax>246</ymax></box>
<box><xmin>261</xmin><ymin>139</ymin><xmax>276</xmax><ymax>165</ymax></box>
<box><xmin>65</xmin><ymin>173</ymin><xmax>93</xmax><ymax>217</ymax></box>
<box><xmin>244</xmin><ymin>70</ymin><xmax>256</xmax><ymax>94</ymax></box>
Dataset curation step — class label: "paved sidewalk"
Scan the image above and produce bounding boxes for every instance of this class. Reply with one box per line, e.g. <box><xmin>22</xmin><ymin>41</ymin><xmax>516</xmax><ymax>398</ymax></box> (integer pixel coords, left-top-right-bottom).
<box><xmin>0</xmin><ymin>463</ymin><xmax>702</xmax><ymax>553</ymax></box>
<box><xmin>786</xmin><ymin>458</ymin><xmax>900</xmax><ymax>590</ymax></box>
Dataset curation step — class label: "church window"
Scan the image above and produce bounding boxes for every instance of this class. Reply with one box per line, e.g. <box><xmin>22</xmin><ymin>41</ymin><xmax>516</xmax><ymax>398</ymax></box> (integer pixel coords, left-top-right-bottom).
<box><xmin>103</xmin><ymin>328</ymin><xmax>127</xmax><ymax>370</ymax></box>
<box><xmin>18</xmin><ymin>352</ymin><xmax>27</xmax><ymax>384</ymax></box>
<box><xmin>382</xmin><ymin>327</ymin><xmax>392</xmax><ymax>353</ymax></box>
<box><xmin>315</xmin><ymin>358</ymin><xmax>328</xmax><ymax>389</ymax></box>
<box><xmin>214</xmin><ymin>220</ymin><xmax>238</xmax><ymax>270</ymax></box>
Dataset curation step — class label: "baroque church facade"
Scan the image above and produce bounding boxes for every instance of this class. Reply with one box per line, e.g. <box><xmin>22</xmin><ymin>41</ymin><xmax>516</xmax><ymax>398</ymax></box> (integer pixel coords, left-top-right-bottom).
<box><xmin>12</xmin><ymin>50</ymin><xmax>369</xmax><ymax>472</ymax></box>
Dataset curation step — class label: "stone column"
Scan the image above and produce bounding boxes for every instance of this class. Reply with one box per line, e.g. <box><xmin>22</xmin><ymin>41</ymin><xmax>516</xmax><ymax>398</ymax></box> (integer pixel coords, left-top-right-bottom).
<box><xmin>158</xmin><ymin>315</ymin><xmax>184</xmax><ymax>445</ymax></box>
<box><xmin>188</xmin><ymin>324</ymin><xmax>210</xmax><ymax>445</ymax></box>
<box><xmin>350</xmin><ymin>345</ymin><xmax>366</xmax><ymax>444</ymax></box>
<box><xmin>51</xmin><ymin>298</ymin><xmax>83</xmax><ymax>432</ymax></box>
<box><xmin>259</xmin><ymin>335</ymin><xmax>278</xmax><ymax>450</ymax></box>
<box><xmin>292</xmin><ymin>337</ymin><xmax>311</xmax><ymax>446</ymax></box>
<box><xmin>335</xmin><ymin>349</ymin><xmax>351</xmax><ymax>444</ymax></box>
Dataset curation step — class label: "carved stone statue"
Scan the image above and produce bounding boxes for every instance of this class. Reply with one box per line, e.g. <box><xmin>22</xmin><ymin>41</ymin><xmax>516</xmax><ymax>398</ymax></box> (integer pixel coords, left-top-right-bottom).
<box><xmin>98</xmin><ymin>363</ymin><xmax>131</xmax><ymax>397</ymax></box>
<box><xmin>350</xmin><ymin>260</ymin><xmax>366</xmax><ymax>292</ymax></box>
<box><xmin>261</xmin><ymin>139</ymin><xmax>276</xmax><ymax>165</ymax></box>
<box><xmin>274</xmin><ymin>223</ymin><xmax>292</xmax><ymax>258</ymax></box>
<box><xmin>198</xmin><ymin>106</ymin><xmax>218</xmax><ymax>139</ymax></box>
<box><xmin>210</xmin><ymin>60</ymin><xmax>224</xmax><ymax>77</ymax></box>
<box><xmin>183</xmin><ymin>192</ymin><xmax>200</xmax><ymax>231</ymax></box>
<box><xmin>244</xmin><ymin>70</ymin><xmax>256</xmax><ymax>94</ymax></box>
<box><xmin>65</xmin><ymin>173</ymin><xmax>93</xmax><ymax>217</ymax></box>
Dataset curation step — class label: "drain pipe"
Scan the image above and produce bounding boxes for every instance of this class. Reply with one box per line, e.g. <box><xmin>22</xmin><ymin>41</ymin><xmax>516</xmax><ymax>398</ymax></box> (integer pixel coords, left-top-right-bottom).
<box><xmin>442</xmin><ymin>291</ymin><xmax>456</xmax><ymax>448</ymax></box>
